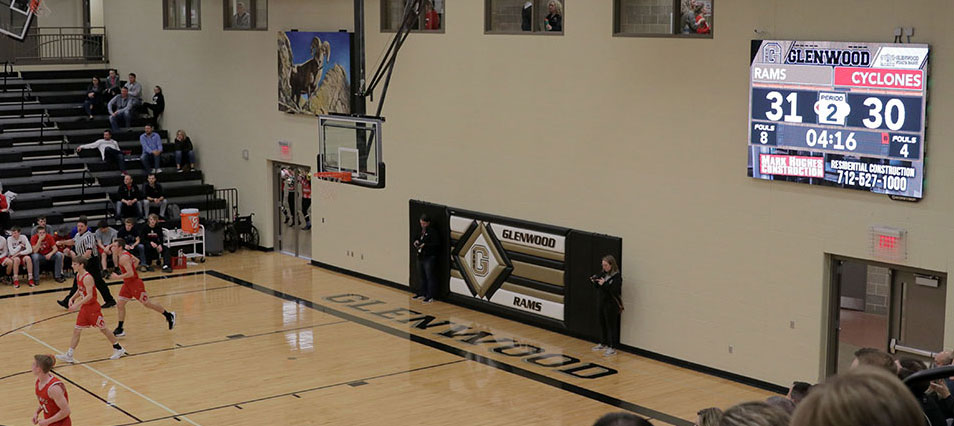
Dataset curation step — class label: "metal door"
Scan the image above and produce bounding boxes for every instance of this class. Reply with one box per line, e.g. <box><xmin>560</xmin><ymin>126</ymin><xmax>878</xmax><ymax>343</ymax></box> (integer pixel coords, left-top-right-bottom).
<box><xmin>889</xmin><ymin>271</ymin><xmax>946</xmax><ymax>363</ymax></box>
<box><xmin>273</xmin><ymin>163</ymin><xmax>312</xmax><ymax>259</ymax></box>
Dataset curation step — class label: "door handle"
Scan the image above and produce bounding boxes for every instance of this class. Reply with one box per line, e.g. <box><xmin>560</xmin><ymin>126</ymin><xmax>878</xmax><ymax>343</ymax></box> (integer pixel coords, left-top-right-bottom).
<box><xmin>890</xmin><ymin>338</ymin><xmax>936</xmax><ymax>358</ymax></box>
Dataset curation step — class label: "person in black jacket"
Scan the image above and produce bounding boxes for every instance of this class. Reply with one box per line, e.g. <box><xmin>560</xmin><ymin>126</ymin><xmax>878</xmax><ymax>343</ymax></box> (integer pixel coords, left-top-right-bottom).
<box><xmin>174</xmin><ymin>130</ymin><xmax>196</xmax><ymax>172</ymax></box>
<box><xmin>140</xmin><ymin>214</ymin><xmax>171</xmax><ymax>272</ymax></box>
<box><xmin>115</xmin><ymin>174</ymin><xmax>143</xmax><ymax>221</ymax></box>
<box><xmin>83</xmin><ymin>76</ymin><xmax>106</xmax><ymax>120</ymax></box>
<box><xmin>140</xmin><ymin>174</ymin><xmax>167</xmax><ymax>219</ymax></box>
<box><xmin>412</xmin><ymin>214</ymin><xmax>440</xmax><ymax>303</ymax></box>
<box><xmin>898</xmin><ymin>358</ymin><xmax>954</xmax><ymax>426</ymax></box>
<box><xmin>143</xmin><ymin>86</ymin><xmax>165</xmax><ymax>129</ymax></box>
<box><xmin>544</xmin><ymin>0</ymin><xmax>562</xmax><ymax>31</ymax></box>
<box><xmin>592</xmin><ymin>254</ymin><xmax>622</xmax><ymax>356</ymax></box>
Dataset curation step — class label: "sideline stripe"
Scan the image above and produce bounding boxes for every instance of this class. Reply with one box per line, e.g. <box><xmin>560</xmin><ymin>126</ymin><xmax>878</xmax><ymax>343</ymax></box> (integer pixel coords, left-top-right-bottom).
<box><xmin>206</xmin><ymin>270</ymin><xmax>693</xmax><ymax>426</ymax></box>
<box><xmin>54</xmin><ymin>370</ymin><xmax>142</xmax><ymax>422</ymax></box>
<box><xmin>0</xmin><ymin>271</ymin><xmax>207</xmax><ymax>301</ymax></box>
<box><xmin>21</xmin><ymin>331</ymin><xmax>203</xmax><ymax>426</ymax></box>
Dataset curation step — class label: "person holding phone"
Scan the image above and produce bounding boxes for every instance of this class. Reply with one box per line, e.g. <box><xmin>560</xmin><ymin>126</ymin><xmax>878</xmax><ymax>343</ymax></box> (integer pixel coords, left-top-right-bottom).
<box><xmin>591</xmin><ymin>255</ymin><xmax>622</xmax><ymax>356</ymax></box>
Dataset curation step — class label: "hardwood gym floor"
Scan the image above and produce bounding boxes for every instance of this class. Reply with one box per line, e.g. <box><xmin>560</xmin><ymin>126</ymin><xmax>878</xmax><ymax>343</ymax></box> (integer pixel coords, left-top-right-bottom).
<box><xmin>0</xmin><ymin>251</ymin><xmax>773</xmax><ymax>425</ymax></box>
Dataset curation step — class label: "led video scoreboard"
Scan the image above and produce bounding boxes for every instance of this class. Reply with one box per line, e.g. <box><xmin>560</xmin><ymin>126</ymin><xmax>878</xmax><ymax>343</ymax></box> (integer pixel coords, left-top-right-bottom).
<box><xmin>748</xmin><ymin>40</ymin><xmax>929</xmax><ymax>199</ymax></box>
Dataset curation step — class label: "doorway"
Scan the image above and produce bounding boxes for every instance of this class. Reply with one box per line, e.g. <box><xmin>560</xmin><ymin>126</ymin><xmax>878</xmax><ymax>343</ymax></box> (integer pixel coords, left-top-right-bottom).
<box><xmin>827</xmin><ymin>256</ymin><xmax>946</xmax><ymax>375</ymax></box>
<box><xmin>272</xmin><ymin>162</ymin><xmax>312</xmax><ymax>260</ymax></box>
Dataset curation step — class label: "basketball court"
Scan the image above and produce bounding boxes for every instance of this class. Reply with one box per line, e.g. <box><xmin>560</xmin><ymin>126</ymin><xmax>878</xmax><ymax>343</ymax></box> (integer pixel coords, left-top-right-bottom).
<box><xmin>0</xmin><ymin>253</ymin><xmax>772</xmax><ymax>425</ymax></box>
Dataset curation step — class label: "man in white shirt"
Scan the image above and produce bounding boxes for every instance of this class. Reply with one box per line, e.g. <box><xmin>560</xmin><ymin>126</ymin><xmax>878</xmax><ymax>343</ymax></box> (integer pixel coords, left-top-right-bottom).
<box><xmin>76</xmin><ymin>130</ymin><xmax>126</xmax><ymax>174</ymax></box>
<box><xmin>7</xmin><ymin>226</ymin><xmax>34</xmax><ymax>288</ymax></box>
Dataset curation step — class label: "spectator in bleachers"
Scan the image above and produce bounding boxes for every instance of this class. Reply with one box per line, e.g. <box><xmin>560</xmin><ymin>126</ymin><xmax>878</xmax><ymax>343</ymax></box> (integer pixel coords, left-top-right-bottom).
<box><xmin>83</xmin><ymin>76</ymin><xmax>106</xmax><ymax>120</ymax></box>
<box><xmin>105</xmin><ymin>69</ymin><xmax>122</xmax><ymax>97</ymax></box>
<box><xmin>0</xmin><ymin>235</ymin><xmax>10</xmax><ymax>285</ymax></box>
<box><xmin>7</xmin><ymin>226</ymin><xmax>34</xmax><ymax>288</ymax></box>
<box><xmin>696</xmin><ymin>408</ymin><xmax>723</xmax><ymax>426</ymax></box>
<box><xmin>932</xmin><ymin>350</ymin><xmax>954</xmax><ymax>393</ymax></box>
<box><xmin>143</xmin><ymin>86</ymin><xmax>165</xmax><ymax>129</ymax></box>
<box><xmin>592</xmin><ymin>413</ymin><xmax>652</xmax><ymax>426</ymax></box>
<box><xmin>116</xmin><ymin>174</ymin><xmax>143</xmax><ymax>221</ymax></box>
<box><xmin>30</xmin><ymin>215</ymin><xmax>47</xmax><ymax>236</ymax></box>
<box><xmin>141</xmin><ymin>174</ymin><xmax>167</xmax><ymax>219</ymax></box>
<box><xmin>116</xmin><ymin>218</ymin><xmax>146</xmax><ymax>270</ymax></box>
<box><xmin>897</xmin><ymin>357</ymin><xmax>954</xmax><ymax>426</ymax></box>
<box><xmin>174</xmin><ymin>130</ymin><xmax>196</xmax><ymax>172</ymax></box>
<box><xmin>140</xmin><ymin>214</ymin><xmax>170</xmax><ymax>273</ymax></box>
<box><xmin>30</xmin><ymin>225</ymin><xmax>64</xmax><ymax>283</ymax></box>
<box><xmin>850</xmin><ymin>347</ymin><xmax>898</xmax><ymax>373</ymax></box>
<box><xmin>719</xmin><ymin>401</ymin><xmax>789</xmax><ymax>426</ymax></box>
<box><xmin>124</xmin><ymin>73</ymin><xmax>142</xmax><ymax>103</ymax></box>
<box><xmin>76</xmin><ymin>129</ymin><xmax>126</xmax><ymax>175</ymax></box>
<box><xmin>790</xmin><ymin>367</ymin><xmax>924</xmax><ymax>426</ymax></box>
<box><xmin>94</xmin><ymin>220</ymin><xmax>118</xmax><ymax>274</ymax></box>
<box><xmin>108</xmin><ymin>87</ymin><xmax>137</xmax><ymax>132</ymax></box>
<box><xmin>140</xmin><ymin>124</ymin><xmax>163</xmax><ymax>174</ymax></box>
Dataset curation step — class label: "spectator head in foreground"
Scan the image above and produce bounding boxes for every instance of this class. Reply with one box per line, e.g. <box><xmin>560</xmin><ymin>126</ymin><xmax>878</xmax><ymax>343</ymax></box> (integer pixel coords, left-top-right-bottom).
<box><xmin>593</xmin><ymin>412</ymin><xmax>653</xmax><ymax>426</ymax></box>
<box><xmin>790</xmin><ymin>366</ymin><xmax>923</xmax><ymax>426</ymax></box>
<box><xmin>787</xmin><ymin>381</ymin><xmax>812</xmax><ymax>405</ymax></box>
<box><xmin>850</xmin><ymin>347</ymin><xmax>896</xmax><ymax>373</ymax></box>
<box><xmin>719</xmin><ymin>401</ymin><xmax>789</xmax><ymax>426</ymax></box>
<box><xmin>695</xmin><ymin>407</ymin><xmax>723</xmax><ymax>426</ymax></box>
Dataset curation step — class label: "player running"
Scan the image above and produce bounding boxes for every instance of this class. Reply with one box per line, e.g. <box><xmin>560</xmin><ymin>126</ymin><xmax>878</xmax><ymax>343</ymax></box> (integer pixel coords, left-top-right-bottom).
<box><xmin>32</xmin><ymin>354</ymin><xmax>71</xmax><ymax>426</ymax></box>
<box><xmin>55</xmin><ymin>256</ymin><xmax>126</xmax><ymax>363</ymax></box>
<box><xmin>109</xmin><ymin>238</ymin><xmax>176</xmax><ymax>337</ymax></box>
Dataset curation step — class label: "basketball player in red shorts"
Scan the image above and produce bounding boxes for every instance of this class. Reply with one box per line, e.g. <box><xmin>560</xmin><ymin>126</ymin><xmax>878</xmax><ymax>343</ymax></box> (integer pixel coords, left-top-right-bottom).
<box><xmin>55</xmin><ymin>256</ymin><xmax>126</xmax><ymax>363</ymax></box>
<box><xmin>108</xmin><ymin>238</ymin><xmax>176</xmax><ymax>337</ymax></box>
<box><xmin>32</xmin><ymin>354</ymin><xmax>71</xmax><ymax>426</ymax></box>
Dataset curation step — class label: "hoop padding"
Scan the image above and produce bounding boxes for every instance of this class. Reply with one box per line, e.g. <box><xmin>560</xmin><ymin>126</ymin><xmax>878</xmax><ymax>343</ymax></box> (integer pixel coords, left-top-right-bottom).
<box><xmin>314</xmin><ymin>171</ymin><xmax>352</xmax><ymax>182</ymax></box>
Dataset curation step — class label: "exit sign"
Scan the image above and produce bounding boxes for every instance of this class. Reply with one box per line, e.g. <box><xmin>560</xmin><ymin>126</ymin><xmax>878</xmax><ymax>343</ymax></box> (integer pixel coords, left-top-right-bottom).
<box><xmin>870</xmin><ymin>226</ymin><xmax>906</xmax><ymax>261</ymax></box>
<box><xmin>278</xmin><ymin>140</ymin><xmax>292</xmax><ymax>161</ymax></box>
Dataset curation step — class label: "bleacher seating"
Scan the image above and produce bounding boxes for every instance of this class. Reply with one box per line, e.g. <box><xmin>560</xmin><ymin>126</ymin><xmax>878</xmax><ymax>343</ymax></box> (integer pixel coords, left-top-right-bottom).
<box><xmin>0</xmin><ymin>67</ymin><xmax>225</xmax><ymax>228</ymax></box>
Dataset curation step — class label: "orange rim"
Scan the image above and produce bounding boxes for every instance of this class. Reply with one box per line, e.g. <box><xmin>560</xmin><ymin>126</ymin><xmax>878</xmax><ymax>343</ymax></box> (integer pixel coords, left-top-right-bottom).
<box><xmin>314</xmin><ymin>171</ymin><xmax>352</xmax><ymax>182</ymax></box>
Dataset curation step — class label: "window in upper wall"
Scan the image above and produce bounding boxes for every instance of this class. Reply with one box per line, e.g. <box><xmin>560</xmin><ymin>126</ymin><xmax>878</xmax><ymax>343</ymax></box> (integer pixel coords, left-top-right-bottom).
<box><xmin>224</xmin><ymin>0</ymin><xmax>267</xmax><ymax>30</ymax></box>
<box><xmin>163</xmin><ymin>0</ymin><xmax>201</xmax><ymax>30</ymax></box>
<box><xmin>485</xmin><ymin>0</ymin><xmax>564</xmax><ymax>34</ymax></box>
<box><xmin>614</xmin><ymin>0</ymin><xmax>712</xmax><ymax>37</ymax></box>
<box><xmin>381</xmin><ymin>0</ymin><xmax>444</xmax><ymax>32</ymax></box>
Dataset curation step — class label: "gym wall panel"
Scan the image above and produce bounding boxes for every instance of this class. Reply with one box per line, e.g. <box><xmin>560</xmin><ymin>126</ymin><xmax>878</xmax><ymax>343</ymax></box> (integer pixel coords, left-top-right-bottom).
<box><xmin>103</xmin><ymin>0</ymin><xmax>954</xmax><ymax>386</ymax></box>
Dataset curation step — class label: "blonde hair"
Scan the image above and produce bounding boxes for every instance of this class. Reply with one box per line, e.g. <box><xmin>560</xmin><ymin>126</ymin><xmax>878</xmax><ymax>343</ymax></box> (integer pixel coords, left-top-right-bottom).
<box><xmin>176</xmin><ymin>129</ymin><xmax>187</xmax><ymax>139</ymax></box>
<box><xmin>547</xmin><ymin>0</ymin><xmax>563</xmax><ymax>15</ymax></box>
<box><xmin>790</xmin><ymin>367</ymin><xmax>924</xmax><ymax>426</ymax></box>
<box><xmin>602</xmin><ymin>255</ymin><xmax>619</xmax><ymax>275</ymax></box>
<box><xmin>720</xmin><ymin>401</ymin><xmax>789</xmax><ymax>426</ymax></box>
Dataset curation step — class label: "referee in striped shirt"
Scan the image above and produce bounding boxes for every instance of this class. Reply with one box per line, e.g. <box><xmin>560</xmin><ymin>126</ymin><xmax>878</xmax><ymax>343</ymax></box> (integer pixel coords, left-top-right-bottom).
<box><xmin>57</xmin><ymin>217</ymin><xmax>117</xmax><ymax>309</ymax></box>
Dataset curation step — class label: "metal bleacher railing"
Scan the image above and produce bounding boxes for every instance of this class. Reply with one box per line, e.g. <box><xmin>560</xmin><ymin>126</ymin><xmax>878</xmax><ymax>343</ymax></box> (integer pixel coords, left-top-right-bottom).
<box><xmin>5</xmin><ymin>27</ymin><xmax>108</xmax><ymax>65</ymax></box>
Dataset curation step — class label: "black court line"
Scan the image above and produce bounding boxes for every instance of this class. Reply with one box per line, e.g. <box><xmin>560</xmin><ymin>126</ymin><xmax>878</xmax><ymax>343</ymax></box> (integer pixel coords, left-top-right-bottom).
<box><xmin>54</xmin><ymin>370</ymin><xmax>142</xmax><ymax>422</ymax></box>
<box><xmin>0</xmin><ymin>271</ymin><xmax>207</xmax><ymax>301</ymax></box>
<box><xmin>205</xmin><ymin>270</ymin><xmax>693</xmax><ymax>426</ymax></box>
<box><xmin>0</xmin><ymin>311</ymin><xmax>73</xmax><ymax>339</ymax></box>
<box><xmin>112</xmin><ymin>360</ymin><xmax>467</xmax><ymax>426</ymax></box>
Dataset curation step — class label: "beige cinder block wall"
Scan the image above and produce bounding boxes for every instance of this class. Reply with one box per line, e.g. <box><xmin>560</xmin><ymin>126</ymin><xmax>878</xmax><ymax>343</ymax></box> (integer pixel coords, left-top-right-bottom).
<box><xmin>104</xmin><ymin>0</ymin><xmax>954</xmax><ymax>386</ymax></box>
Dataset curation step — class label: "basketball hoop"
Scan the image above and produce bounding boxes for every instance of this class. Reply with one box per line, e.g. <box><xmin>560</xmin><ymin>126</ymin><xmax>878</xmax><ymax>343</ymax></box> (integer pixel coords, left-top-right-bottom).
<box><xmin>314</xmin><ymin>171</ymin><xmax>351</xmax><ymax>203</ymax></box>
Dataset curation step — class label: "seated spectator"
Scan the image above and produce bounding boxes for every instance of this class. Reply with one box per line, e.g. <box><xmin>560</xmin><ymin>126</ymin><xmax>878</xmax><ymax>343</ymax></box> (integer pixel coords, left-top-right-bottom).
<box><xmin>592</xmin><ymin>412</ymin><xmax>652</xmax><ymax>426</ymax></box>
<box><xmin>143</xmin><ymin>86</ymin><xmax>165</xmax><ymax>129</ymax></box>
<box><xmin>83</xmin><ymin>76</ymin><xmax>106</xmax><ymax>120</ymax></box>
<box><xmin>141</xmin><ymin>174</ymin><xmax>167</xmax><ymax>218</ymax></box>
<box><xmin>7</xmin><ymin>226</ymin><xmax>34</xmax><ymax>288</ymax></box>
<box><xmin>932</xmin><ymin>350</ymin><xmax>954</xmax><ymax>393</ymax></box>
<box><xmin>76</xmin><ymin>129</ymin><xmax>126</xmax><ymax>174</ymax></box>
<box><xmin>696</xmin><ymin>408</ymin><xmax>723</xmax><ymax>426</ymax></box>
<box><xmin>544</xmin><ymin>0</ymin><xmax>562</xmax><ymax>31</ymax></box>
<box><xmin>850</xmin><ymin>347</ymin><xmax>898</xmax><ymax>373</ymax></box>
<box><xmin>140</xmin><ymin>214</ymin><xmax>170</xmax><ymax>272</ymax></box>
<box><xmin>116</xmin><ymin>174</ymin><xmax>143</xmax><ymax>221</ymax></box>
<box><xmin>719</xmin><ymin>401</ymin><xmax>789</xmax><ymax>426</ymax></box>
<box><xmin>0</xmin><ymin>232</ymin><xmax>10</xmax><ymax>284</ymax></box>
<box><xmin>174</xmin><ymin>130</ymin><xmax>196</xmax><ymax>172</ymax></box>
<box><xmin>108</xmin><ymin>87</ymin><xmax>138</xmax><ymax>132</ymax></box>
<box><xmin>897</xmin><ymin>357</ymin><xmax>954</xmax><ymax>426</ymax></box>
<box><xmin>116</xmin><ymin>218</ymin><xmax>146</xmax><ymax>270</ymax></box>
<box><xmin>140</xmin><ymin>124</ymin><xmax>163</xmax><ymax>174</ymax></box>
<box><xmin>232</xmin><ymin>1</ymin><xmax>251</xmax><ymax>29</ymax></box>
<box><xmin>790</xmin><ymin>367</ymin><xmax>924</xmax><ymax>426</ymax></box>
<box><xmin>105</xmin><ymin>69</ymin><xmax>122</xmax><ymax>97</ymax></box>
<box><xmin>30</xmin><ymin>225</ymin><xmax>64</xmax><ymax>283</ymax></box>
<box><xmin>30</xmin><ymin>215</ymin><xmax>48</xmax><ymax>236</ymax></box>
<box><xmin>125</xmin><ymin>73</ymin><xmax>142</xmax><ymax>103</ymax></box>
<box><xmin>94</xmin><ymin>220</ymin><xmax>118</xmax><ymax>274</ymax></box>
<box><xmin>787</xmin><ymin>381</ymin><xmax>812</xmax><ymax>405</ymax></box>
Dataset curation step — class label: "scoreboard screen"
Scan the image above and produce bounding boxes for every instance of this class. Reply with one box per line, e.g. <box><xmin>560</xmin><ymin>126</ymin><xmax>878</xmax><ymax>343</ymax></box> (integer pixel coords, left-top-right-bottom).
<box><xmin>748</xmin><ymin>40</ymin><xmax>929</xmax><ymax>199</ymax></box>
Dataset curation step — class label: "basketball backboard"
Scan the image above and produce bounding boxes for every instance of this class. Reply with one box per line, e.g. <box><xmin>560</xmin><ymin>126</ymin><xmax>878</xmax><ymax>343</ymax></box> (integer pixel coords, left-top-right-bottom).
<box><xmin>1</xmin><ymin>0</ymin><xmax>35</xmax><ymax>40</ymax></box>
<box><xmin>317</xmin><ymin>114</ymin><xmax>385</xmax><ymax>189</ymax></box>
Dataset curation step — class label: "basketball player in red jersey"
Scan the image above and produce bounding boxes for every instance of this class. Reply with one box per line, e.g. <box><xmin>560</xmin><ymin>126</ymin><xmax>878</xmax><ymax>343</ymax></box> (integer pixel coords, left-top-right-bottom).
<box><xmin>56</xmin><ymin>256</ymin><xmax>126</xmax><ymax>363</ymax></box>
<box><xmin>108</xmin><ymin>238</ymin><xmax>175</xmax><ymax>337</ymax></box>
<box><xmin>32</xmin><ymin>354</ymin><xmax>71</xmax><ymax>426</ymax></box>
